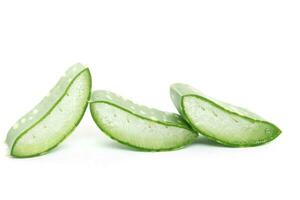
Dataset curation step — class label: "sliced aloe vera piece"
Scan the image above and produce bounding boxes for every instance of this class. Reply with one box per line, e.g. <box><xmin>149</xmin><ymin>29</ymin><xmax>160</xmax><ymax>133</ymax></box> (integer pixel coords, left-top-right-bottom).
<box><xmin>6</xmin><ymin>63</ymin><xmax>92</xmax><ymax>158</ymax></box>
<box><xmin>90</xmin><ymin>90</ymin><xmax>197</xmax><ymax>151</ymax></box>
<box><xmin>170</xmin><ymin>83</ymin><xmax>281</xmax><ymax>147</ymax></box>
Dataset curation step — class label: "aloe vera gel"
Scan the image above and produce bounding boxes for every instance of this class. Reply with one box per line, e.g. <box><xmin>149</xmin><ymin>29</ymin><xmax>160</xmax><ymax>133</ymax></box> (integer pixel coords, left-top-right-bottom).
<box><xmin>6</xmin><ymin>64</ymin><xmax>92</xmax><ymax>157</ymax></box>
<box><xmin>90</xmin><ymin>90</ymin><xmax>197</xmax><ymax>151</ymax></box>
<box><xmin>170</xmin><ymin>83</ymin><xmax>281</xmax><ymax>147</ymax></box>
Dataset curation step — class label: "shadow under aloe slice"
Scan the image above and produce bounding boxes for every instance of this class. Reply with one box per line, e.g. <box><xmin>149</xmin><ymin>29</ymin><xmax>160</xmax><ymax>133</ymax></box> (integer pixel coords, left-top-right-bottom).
<box><xmin>90</xmin><ymin>90</ymin><xmax>197</xmax><ymax>151</ymax></box>
<box><xmin>170</xmin><ymin>83</ymin><xmax>281</xmax><ymax>147</ymax></box>
<box><xmin>6</xmin><ymin>63</ymin><xmax>92</xmax><ymax>158</ymax></box>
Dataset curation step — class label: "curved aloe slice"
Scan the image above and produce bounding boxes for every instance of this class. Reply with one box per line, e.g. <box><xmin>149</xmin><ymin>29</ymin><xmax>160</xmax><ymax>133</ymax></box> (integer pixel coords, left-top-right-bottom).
<box><xmin>6</xmin><ymin>63</ymin><xmax>92</xmax><ymax>158</ymax></box>
<box><xmin>170</xmin><ymin>83</ymin><xmax>281</xmax><ymax>147</ymax></box>
<box><xmin>90</xmin><ymin>90</ymin><xmax>197</xmax><ymax>151</ymax></box>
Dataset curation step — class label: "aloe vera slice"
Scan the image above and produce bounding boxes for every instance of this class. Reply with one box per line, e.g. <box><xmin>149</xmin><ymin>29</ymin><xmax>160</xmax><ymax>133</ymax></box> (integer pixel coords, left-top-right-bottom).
<box><xmin>170</xmin><ymin>83</ymin><xmax>281</xmax><ymax>147</ymax></box>
<box><xmin>6</xmin><ymin>63</ymin><xmax>92</xmax><ymax>158</ymax></box>
<box><xmin>90</xmin><ymin>90</ymin><xmax>197</xmax><ymax>151</ymax></box>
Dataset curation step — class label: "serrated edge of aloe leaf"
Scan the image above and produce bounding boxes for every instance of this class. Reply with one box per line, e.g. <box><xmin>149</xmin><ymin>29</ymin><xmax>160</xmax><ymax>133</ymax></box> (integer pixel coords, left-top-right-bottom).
<box><xmin>89</xmin><ymin>101</ymin><xmax>197</xmax><ymax>151</ymax></box>
<box><xmin>10</xmin><ymin>68</ymin><xmax>92</xmax><ymax>158</ymax></box>
<box><xmin>180</xmin><ymin>94</ymin><xmax>281</xmax><ymax>147</ymax></box>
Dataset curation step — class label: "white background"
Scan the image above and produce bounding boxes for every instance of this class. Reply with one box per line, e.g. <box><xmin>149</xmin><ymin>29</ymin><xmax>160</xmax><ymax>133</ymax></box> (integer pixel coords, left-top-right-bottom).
<box><xmin>0</xmin><ymin>1</ymin><xmax>299</xmax><ymax>200</ymax></box>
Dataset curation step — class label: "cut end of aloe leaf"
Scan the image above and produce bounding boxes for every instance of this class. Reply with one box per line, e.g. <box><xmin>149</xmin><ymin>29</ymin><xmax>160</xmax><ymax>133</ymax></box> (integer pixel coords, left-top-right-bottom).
<box><xmin>6</xmin><ymin>63</ymin><xmax>92</xmax><ymax>158</ymax></box>
<box><xmin>170</xmin><ymin>83</ymin><xmax>281</xmax><ymax>147</ymax></box>
<box><xmin>90</xmin><ymin>90</ymin><xmax>197</xmax><ymax>151</ymax></box>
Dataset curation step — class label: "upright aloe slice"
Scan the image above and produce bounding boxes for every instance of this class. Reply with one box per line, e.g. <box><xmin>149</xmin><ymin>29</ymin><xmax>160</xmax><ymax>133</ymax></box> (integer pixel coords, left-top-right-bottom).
<box><xmin>170</xmin><ymin>83</ymin><xmax>281</xmax><ymax>147</ymax></box>
<box><xmin>6</xmin><ymin>63</ymin><xmax>92</xmax><ymax>158</ymax></box>
<box><xmin>90</xmin><ymin>90</ymin><xmax>197</xmax><ymax>151</ymax></box>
